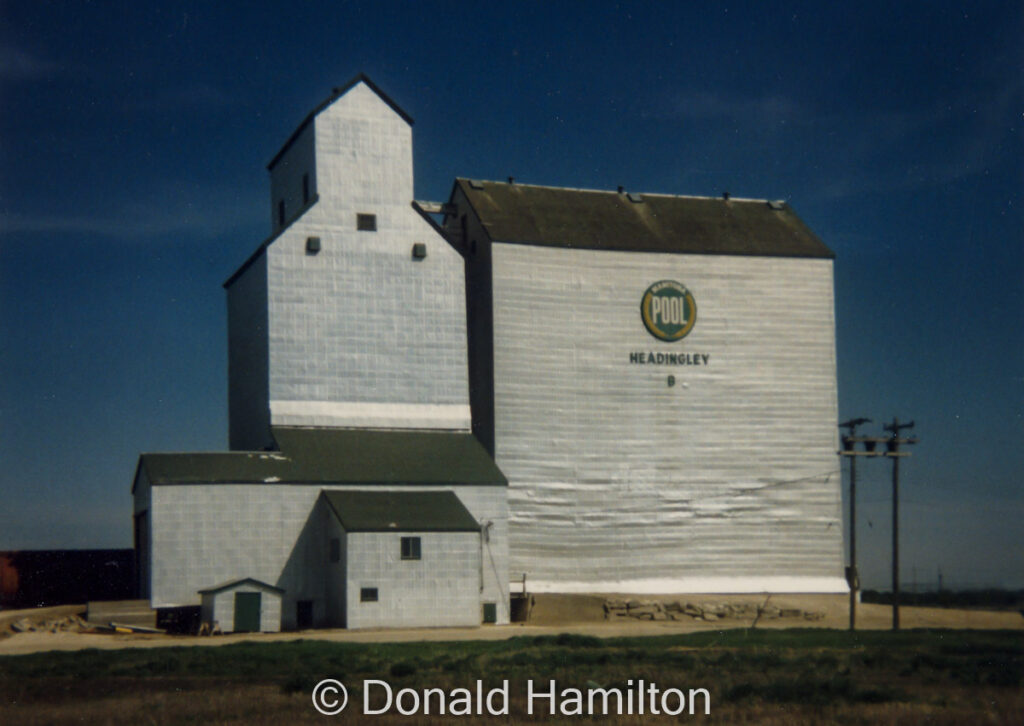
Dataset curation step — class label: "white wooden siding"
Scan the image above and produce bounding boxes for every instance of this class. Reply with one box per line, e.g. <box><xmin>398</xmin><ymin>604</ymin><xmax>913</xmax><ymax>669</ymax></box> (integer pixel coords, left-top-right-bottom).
<box><xmin>146</xmin><ymin>483</ymin><xmax>508</xmax><ymax>624</ymax></box>
<box><xmin>490</xmin><ymin>243</ymin><xmax>845</xmax><ymax>593</ymax></box>
<box><xmin>263</xmin><ymin>83</ymin><xmax>470</xmax><ymax>430</ymax></box>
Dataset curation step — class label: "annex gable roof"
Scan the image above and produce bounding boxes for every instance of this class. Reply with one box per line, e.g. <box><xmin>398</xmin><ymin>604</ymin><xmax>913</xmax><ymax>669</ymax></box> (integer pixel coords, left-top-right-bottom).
<box><xmin>133</xmin><ymin>427</ymin><xmax>506</xmax><ymax>491</ymax></box>
<box><xmin>450</xmin><ymin>179</ymin><xmax>833</xmax><ymax>259</ymax></box>
<box><xmin>321</xmin><ymin>490</ymin><xmax>480</xmax><ymax>533</ymax></box>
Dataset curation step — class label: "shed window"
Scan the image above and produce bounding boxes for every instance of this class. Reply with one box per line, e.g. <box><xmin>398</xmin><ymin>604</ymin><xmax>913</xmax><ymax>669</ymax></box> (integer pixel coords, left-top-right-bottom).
<box><xmin>401</xmin><ymin>536</ymin><xmax>421</xmax><ymax>560</ymax></box>
<box><xmin>360</xmin><ymin>587</ymin><xmax>378</xmax><ymax>602</ymax></box>
<box><xmin>329</xmin><ymin>537</ymin><xmax>340</xmax><ymax>563</ymax></box>
<box><xmin>302</xmin><ymin>173</ymin><xmax>310</xmax><ymax>204</ymax></box>
<box><xmin>277</xmin><ymin>200</ymin><xmax>286</xmax><ymax>227</ymax></box>
<box><xmin>356</xmin><ymin>213</ymin><xmax>377</xmax><ymax>231</ymax></box>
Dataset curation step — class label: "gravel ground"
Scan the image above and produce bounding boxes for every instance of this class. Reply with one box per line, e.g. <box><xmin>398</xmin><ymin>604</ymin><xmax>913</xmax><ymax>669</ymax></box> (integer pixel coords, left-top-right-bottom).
<box><xmin>1</xmin><ymin>594</ymin><xmax>1021</xmax><ymax>656</ymax></box>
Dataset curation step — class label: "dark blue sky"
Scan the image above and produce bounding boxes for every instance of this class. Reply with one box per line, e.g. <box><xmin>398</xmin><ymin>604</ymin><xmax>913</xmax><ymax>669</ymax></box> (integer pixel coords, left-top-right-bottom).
<box><xmin>1</xmin><ymin>2</ymin><xmax>1020</xmax><ymax>589</ymax></box>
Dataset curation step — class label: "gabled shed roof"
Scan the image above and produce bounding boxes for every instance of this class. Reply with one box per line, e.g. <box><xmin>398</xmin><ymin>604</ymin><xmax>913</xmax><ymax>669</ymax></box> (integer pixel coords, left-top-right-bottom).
<box><xmin>321</xmin><ymin>490</ymin><xmax>480</xmax><ymax>533</ymax></box>
<box><xmin>451</xmin><ymin>179</ymin><xmax>833</xmax><ymax>259</ymax></box>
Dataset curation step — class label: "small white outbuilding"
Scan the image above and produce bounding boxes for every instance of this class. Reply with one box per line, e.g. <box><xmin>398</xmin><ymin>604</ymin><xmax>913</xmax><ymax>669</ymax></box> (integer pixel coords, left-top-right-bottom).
<box><xmin>199</xmin><ymin>577</ymin><xmax>284</xmax><ymax>633</ymax></box>
<box><xmin>320</xmin><ymin>489</ymin><xmax>486</xmax><ymax>629</ymax></box>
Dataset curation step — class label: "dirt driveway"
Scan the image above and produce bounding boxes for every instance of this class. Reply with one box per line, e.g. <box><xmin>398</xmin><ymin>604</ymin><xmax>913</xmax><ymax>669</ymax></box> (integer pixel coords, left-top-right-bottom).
<box><xmin>1</xmin><ymin>594</ymin><xmax>1021</xmax><ymax>656</ymax></box>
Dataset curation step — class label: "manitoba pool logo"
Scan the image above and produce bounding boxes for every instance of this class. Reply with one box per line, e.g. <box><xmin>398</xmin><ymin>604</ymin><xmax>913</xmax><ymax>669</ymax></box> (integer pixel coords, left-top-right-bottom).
<box><xmin>641</xmin><ymin>280</ymin><xmax>696</xmax><ymax>341</ymax></box>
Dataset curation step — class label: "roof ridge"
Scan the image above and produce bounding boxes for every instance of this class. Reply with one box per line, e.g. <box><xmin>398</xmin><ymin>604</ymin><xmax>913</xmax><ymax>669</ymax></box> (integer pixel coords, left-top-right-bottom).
<box><xmin>452</xmin><ymin>179</ymin><xmax>832</xmax><ymax>259</ymax></box>
<box><xmin>456</xmin><ymin>178</ymin><xmax>770</xmax><ymax>203</ymax></box>
<box><xmin>267</xmin><ymin>73</ymin><xmax>413</xmax><ymax>170</ymax></box>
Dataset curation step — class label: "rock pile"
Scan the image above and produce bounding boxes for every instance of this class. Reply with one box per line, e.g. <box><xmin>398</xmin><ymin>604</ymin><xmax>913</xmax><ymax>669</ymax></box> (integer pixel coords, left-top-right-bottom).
<box><xmin>4</xmin><ymin>614</ymin><xmax>89</xmax><ymax>634</ymax></box>
<box><xmin>602</xmin><ymin>599</ymin><xmax>826</xmax><ymax>622</ymax></box>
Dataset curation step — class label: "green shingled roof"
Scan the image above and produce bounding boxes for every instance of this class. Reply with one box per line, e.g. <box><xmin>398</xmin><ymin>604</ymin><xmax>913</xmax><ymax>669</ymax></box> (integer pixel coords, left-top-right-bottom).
<box><xmin>454</xmin><ymin>179</ymin><xmax>833</xmax><ymax>258</ymax></box>
<box><xmin>134</xmin><ymin>427</ymin><xmax>506</xmax><ymax>490</ymax></box>
<box><xmin>321</xmin><ymin>490</ymin><xmax>480</xmax><ymax>532</ymax></box>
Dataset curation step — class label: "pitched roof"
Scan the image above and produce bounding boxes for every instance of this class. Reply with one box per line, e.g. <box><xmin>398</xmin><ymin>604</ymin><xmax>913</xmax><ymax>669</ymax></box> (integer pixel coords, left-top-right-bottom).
<box><xmin>321</xmin><ymin>490</ymin><xmax>480</xmax><ymax>532</ymax></box>
<box><xmin>134</xmin><ymin>427</ymin><xmax>506</xmax><ymax>490</ymax></box>
<box><xmin>198</xmin><ymin>577</ymin><xmax>285</xmax><ymax>595</ymax></box>
<box><xmin>266</xmin><ymin>73</ymin><xmax>414</xmax><ymax>170</ymax></box>
<box><xmin>452</xmin><ymin>179</ymin><xmax>833</xmax><ymax>259</ymax></box>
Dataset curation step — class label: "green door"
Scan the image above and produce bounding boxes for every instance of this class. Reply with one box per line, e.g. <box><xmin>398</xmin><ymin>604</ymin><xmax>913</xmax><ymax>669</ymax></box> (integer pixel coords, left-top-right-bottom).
<box><xmin>234</xmin><ymin>592</ymin><xmax>262</xmax><ymax>632</ymax></box>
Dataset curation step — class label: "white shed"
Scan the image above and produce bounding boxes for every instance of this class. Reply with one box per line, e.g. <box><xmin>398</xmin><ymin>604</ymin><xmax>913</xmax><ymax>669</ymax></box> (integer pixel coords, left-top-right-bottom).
<box><xmin>320</xmin><ymin>489</ymin><xmax>485</xmax><ymax>629</ymax></box>
<box><xmin>199</xmin><ymin>577</ymin><xmax>284</xmax><ymax>633</ymax></box>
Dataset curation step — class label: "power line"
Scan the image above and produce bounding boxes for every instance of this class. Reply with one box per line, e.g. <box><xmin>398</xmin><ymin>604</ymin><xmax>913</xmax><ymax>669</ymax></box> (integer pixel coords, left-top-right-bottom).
<box><xmin>838</xmin><ymin>416</ymin><xmax>918</xmax><ymax>631</ymax></box>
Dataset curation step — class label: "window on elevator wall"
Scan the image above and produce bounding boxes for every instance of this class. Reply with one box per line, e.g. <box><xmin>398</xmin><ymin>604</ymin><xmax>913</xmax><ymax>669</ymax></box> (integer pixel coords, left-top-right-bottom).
<box><xmin>401</xmin><ymin>536</ymin><xmax>421</xmax><ymax>560</ymax></box>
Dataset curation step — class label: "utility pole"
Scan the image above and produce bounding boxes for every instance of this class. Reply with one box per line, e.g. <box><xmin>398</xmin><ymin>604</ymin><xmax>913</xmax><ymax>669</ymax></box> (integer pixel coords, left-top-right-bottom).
<box><xmin>883</xmin><ymin>417</ymin><xmax>916</xmax><ymax>630</ymax></box>
<box><xmin>839</xmin><ymin>417</ymin><xmax>871</xmax><ymax>630</ymax></box>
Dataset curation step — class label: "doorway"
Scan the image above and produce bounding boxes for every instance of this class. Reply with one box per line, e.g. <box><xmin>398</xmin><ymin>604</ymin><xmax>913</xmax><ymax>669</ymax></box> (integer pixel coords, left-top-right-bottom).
<box><xmin>234</xmin><ymin>592</ymin><xmax>262</xmax><ymax>632</ymax></box>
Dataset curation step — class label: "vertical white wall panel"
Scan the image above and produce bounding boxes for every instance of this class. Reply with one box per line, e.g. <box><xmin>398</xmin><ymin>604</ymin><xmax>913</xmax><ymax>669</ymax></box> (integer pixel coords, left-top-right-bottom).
<box><xmin>149</xmin><ymin>483</ymin><xmax>325</xmax><ymax>629</ymax></box>
<box><xmin>490</xmin><ymin>243</ymin><xmax>845</xmax><ymax>593</ymax></box>
<box><xmin>269</xmin><ymin>121</ymin><xmax>316</xmax><ymax>233</ymax></box>
<box><xmin>324</xmin><ymin>510</ymin><xmax>347</xmax><ymax>627</ymax></box>
<box><xmin>345</xmin><ymin>531</ymin><xmax>480</xmax><ymax>629</ymax></box>
<box><xmin>148</xmin><ymin>483</ymin><xmax>508</xmax><ymax>625</ymax></box>
<box><xmin>227</xmin><ymin>254</ymin><xmax>271</xmax><ymax>450</ymax></box>
<box><xmin>205</xmin><ymin>585</ymin><xmax>282</xmax><ymax>633</ymax></box>
<box><xmin>262</xmin><ymin>82</ymin><xmax>470</xmax><ymax>431</ymax></box>
<box><xmin>132</xmin><ymin>470</ymin><xmax>151</xmax><ymax>600</ymax></box>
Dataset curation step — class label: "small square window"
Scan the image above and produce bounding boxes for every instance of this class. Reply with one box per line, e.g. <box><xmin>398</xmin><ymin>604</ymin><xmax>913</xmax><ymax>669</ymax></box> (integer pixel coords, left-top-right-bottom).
<box><xmin>360</xmin><ymin>587</ymin><xmax>378</xmax><ymax>602</ymax></box>
<box><xmin>401</xmin><ymin>536</ymin><xmax>421</xmax><ymax>560</ymax></box>
<box><xmin>357</xmin><ymin>213</ymin><xmax>377</xmax><ymax>231</ymax></box>
<box><xmin>329</xmin><ymin>537</ymin><xmax>340</xmax><ymax>563</ymax></box>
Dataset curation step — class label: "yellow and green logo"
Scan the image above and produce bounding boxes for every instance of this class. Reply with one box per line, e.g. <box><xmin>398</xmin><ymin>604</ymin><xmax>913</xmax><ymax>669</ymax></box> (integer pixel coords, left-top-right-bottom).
<box><xmin>641</xmin><ymin>280</ymin><xmax>696</xmax><ymax>341</ymax></box>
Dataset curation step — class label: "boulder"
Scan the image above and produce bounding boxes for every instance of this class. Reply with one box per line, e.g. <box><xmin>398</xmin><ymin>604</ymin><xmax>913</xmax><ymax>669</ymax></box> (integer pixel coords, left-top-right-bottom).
<box><xmin>628</xmin><ymin>606</ymin><xmax>662</xmax><ymax>619</ymax></box>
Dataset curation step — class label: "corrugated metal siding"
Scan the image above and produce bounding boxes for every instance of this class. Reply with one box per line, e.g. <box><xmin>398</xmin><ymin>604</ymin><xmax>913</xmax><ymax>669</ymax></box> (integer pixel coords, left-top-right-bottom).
<box><xmin>490</xmin><ymin>243</ymin><xmax>844</xmax><ymax>592</ymax></box>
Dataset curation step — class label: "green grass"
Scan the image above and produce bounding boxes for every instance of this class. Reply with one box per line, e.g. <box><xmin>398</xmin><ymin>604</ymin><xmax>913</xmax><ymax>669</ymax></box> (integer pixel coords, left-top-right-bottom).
<box><xmin>0</xmin><ymin>628</ymin><xmax>1020</xmax><ymax>683</ymax></box>
<box><xmin>0</xmin><ymin>629</ymin><xmax>1021</xmax><ymax>724</ymax></box>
